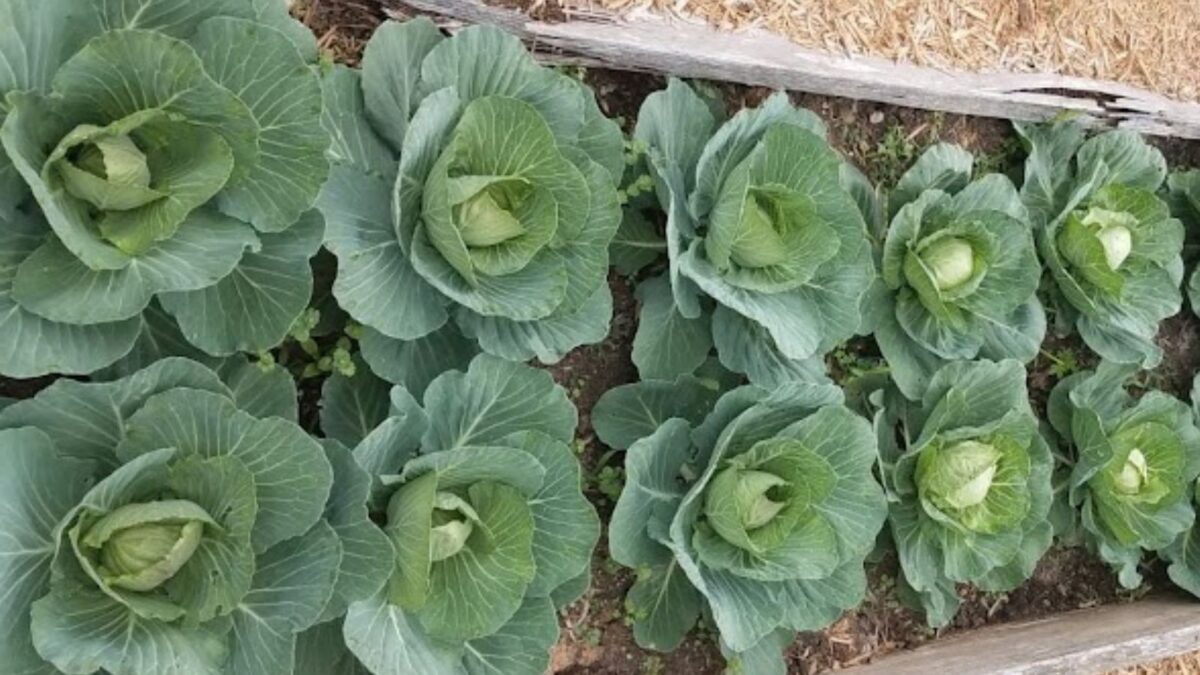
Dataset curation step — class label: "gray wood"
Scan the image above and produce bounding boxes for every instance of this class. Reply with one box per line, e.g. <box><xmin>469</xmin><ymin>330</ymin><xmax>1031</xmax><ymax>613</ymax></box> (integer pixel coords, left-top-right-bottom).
<box><xmin>846</xmin><ymin>595</ymin><xmax>1200</xmax><ymax>674</ymax></box>
<box><xmin>388</xmin><ymin>0</ymin><xmax>1200</xmax><ymax>140</ymax></box>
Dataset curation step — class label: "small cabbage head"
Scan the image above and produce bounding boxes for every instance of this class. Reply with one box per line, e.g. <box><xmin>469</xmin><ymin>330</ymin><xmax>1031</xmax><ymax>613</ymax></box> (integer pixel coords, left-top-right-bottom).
<box><xmin>0</xmin><ymin>358</ymin><xmax>382</xmax><ymax>675</ymax></box>
<box><xmin>1018</xmin><ymin>122</ymin><xmax>1182</xmax><ymax>367</ymax></box>
<box><xmin>1050</xmin><ymin>361</ymin><xmax>1200</xmax><ymax>589</ymax></box>
<box><xmin>328</xmin><ymin>355</ymin><xmax>599</xmax><ymax>675</ymax></box>
<box><xmin>868</xmin><ymin>143</ymin><xmax>1044</xmax><ymax>399</ymax></box>
<box><xmin>625</xmin><ymin>79</ymin><xmax>874</xmax><ymax>386</ymax></box>
<box><xmin>605</xmin><ymin>379</ymin><xmax>886</xmax><ymax>673</ymax></box>
<box><xmin>882</xmin><ymin>360</ymin><xmax>1053</xmax><ymax>627</ymax></box>
<box><xmin>320</xmin><ymin>19</ymin><xmax>624</xmax><ymax>372</ymax></box>
<box><xmin>0</xmin><ymin>0</ymin><xmax>330</xmax><ymax>378</ymax></box>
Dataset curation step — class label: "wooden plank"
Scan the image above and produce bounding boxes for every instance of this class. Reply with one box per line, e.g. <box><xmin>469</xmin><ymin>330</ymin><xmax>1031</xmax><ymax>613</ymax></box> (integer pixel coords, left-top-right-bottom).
<box><xmin>387</xmin><ymin>0</ymin><xmax>1200</xmax><ymax>140</ymax></box>
<box><xmin>846</xmin><ymin>595</ymin><xmax>1200</xmax><ymax>674</ymax></box>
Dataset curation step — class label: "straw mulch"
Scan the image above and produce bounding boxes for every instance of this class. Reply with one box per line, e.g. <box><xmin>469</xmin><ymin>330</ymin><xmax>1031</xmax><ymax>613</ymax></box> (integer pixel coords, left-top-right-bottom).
<box><xmin>541</xmin><ymin>0</ymin><xmax>1198</xmax><ymax>102</ymax></box>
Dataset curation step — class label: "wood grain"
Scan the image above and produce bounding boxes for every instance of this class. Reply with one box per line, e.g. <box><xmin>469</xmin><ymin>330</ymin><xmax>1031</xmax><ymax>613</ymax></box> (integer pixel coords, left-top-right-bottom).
<box><xmin>847</xmin><ymin>595</ymin><xmax>1200</xmax><ymax>674</ymax></box>
<box><xmin>388</xmin><ymin>0</ymin><xmax>1200</xmax><ymax>140</ymax></box>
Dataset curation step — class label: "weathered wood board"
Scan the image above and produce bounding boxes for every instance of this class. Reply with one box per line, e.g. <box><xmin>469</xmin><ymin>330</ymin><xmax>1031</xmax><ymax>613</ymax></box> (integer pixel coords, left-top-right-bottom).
<box><xmin>388</xmin><ymin>0</ymin><xmax>1200</xmax><ymax>140</ymax></box>
<box><xmin>846</xmin><ymin>595</ymin><xmax>1200</xmax><ymax>674</ymax></box>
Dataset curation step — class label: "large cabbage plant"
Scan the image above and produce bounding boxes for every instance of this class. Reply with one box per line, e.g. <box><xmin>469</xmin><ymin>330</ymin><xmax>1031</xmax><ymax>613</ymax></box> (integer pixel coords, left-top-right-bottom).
<box><xmin>594</xmin><ymin>377</ymin><xmax>886</xmax><ymax>674</ymax></box>
<box><xmin>1048</xmin><ymin>361</ymin><xmax>1200</xmax><ymax>588</ymax></box>
<box><xmin>1018</xmin><ymin>122</ymin><xmax>1183</xmax><ymax>367</ymax></box>
<box><xmin>317</xmin><ymin>19</ymin><xmax>624</xmax><ymax>382</ymax></box>
<box><xmin>614</xmin><ymin>79</ymin><xmax>874</xmax><ymax>387</ymax></box>
<box><xmin>1166</xmin><ymin>169</ymin><xmax>1200</xmax><ymax>315</ymax></box>
<box><xmin>0</xmin><ymin>358</ymin><xmax>386</xmax><ymax>675</ymax></box>
<box><xmin>874</xmin><ymin>359</ymin><xmax>1053</xmax><ymax>626</ymax></box>
<box><xmin>310</xmin><ymin>354</ymin><xmax>599</xmax><ymax>675</ymax></box>
<box><xmin>862</xmin><ymin>144</ymin><xmax>1045</xmax><ymax>399</ymax></box>
<box><xmin>0</xmin><ymin>0</ymin><xmax>330</xmax><ymax>378</ymax></box>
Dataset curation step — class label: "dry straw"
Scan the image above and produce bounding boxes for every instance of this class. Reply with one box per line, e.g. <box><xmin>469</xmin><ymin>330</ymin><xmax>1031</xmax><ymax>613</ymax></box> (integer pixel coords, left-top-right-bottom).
<box><xmin>549</xmin><ymin>0</ymin><xmax>1198</xmax><ymax>102</ymax></box>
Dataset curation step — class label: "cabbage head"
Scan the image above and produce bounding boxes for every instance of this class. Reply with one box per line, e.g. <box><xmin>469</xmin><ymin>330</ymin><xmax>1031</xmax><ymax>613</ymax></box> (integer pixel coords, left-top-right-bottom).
<box><xmin>0</xmin><ymin>0</ymin><xmax>330</xmax><ymax>378</ymax></box>
<box><xmin>317</xmin><ymin>19</ymin><xmax>624</xmax><ymax>380</ymax></box>
<box><xmin>1047</xmin><ymin>361</ymin><xmax>1200</xmax><ymax>588</ymax></box>
<box><xmin>596</xmin><ymin>378</ymin><xmax>886</xmax><ymax>674</ymax></box>
<box><xmin>1017</xmin><ymin>122</ymin><xmax>1183</xmax><ymax>367</ymax></box>
<box><xmin>313</xmin><ymin>355</ymin><xmax>599</xmax><ymax>675</ymax></box>
<box><xmin>620</xmin><ymin>79</ymin><xmax>874</xmax><ymax>387</ymax></box>
<box><xmin>0</xmin><ymin>358</ymin><xmax>386</xmax><ymax>675</ymax></box>
<box><xmin>863</xmin><ymin>144</ymin><xmax>1044</xmax><ymax>399</ymax></box>
<box><xmin>874</xmin><ymin>359</ymin><xmax>1053</xmax><ymax>627</ymax></box>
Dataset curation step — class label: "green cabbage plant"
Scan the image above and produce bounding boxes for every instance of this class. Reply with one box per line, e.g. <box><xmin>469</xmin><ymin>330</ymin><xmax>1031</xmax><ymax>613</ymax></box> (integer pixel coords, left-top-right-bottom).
<box><xmin>1161</xmin><ymin>374</ymin><xmax>1200</xmax><ymax>598</ymax></box>
<box><xmin>1166</xmin><ymin>169</ymin><xmax>1200</xmax><ymax>316</ymax></box>
<box><xmin>862</xmin><ymin>144</ymin><xmax>1044</xmax><ymax>399</ymax></box>
<box><xmin>1018</xmin><ymin>122</ymin><xmax>1184</xmax><ymax>366</ymax></box>
<box><xmin>312</xmin><ymin>354</ymin><xmax>599</xmax><ymax>675</ymax></box>
<box><xmin>615</xmin><ymin>79</ymin><xmax>874</xmax><ymax>387</ymax></box>
<box><xmin>1048</xmin><ymin>361</ymin><xmax>1200</xmax><ymax>588</ymax></box>
<box><xmin>317</xmin><ymin>19</ymin><xmax>624</xmax><ymax>382</ymax></box>
<box><xmin>595</xmin><ymin>377</ymin><xmax>886</xmax><ymax>674</ymax></box>
<box><xmin>874</xmin><ymin>359</ymin><xmax>1053</xmax><ymax>626</ymax></box>
<box><xmin>0</xmin><ymin>0</ymin><xmax>330</xmax><ymax>378</ymax></box>
<box><xmin>0</xmin><ymin>358</ymin><xmax>387</xmax><ymax>675</ymax></box>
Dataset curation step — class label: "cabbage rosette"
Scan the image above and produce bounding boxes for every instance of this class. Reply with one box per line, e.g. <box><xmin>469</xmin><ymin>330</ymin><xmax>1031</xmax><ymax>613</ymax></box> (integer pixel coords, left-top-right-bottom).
<box><xmin>596</xmin><ymin>378</ymin><xmax>886</xmax><ymax>674</ymax></box>
<box><xmin>875</xmin><ymin>359</ymin><xmax>1053</xmax><ymax>627</ymax></box>
<box><xmin>0</xmin><ymin>358</ymin><xmax>386</xmax><ymax>675</ymax></box>
<box><xmin>862</xmin><ymin>144</ymin><xmax>1044</xmax><ymax>399</ymax></box>
<box><xmin>1018</xmin><ymin>122</ymin><xmax>1184</xmax><ymax>366</ymax></box>
<box><xmin>311</xmin><ymin>355</ymin><xmax>600</xmax><ymax>675</ymax></box>
<box><xmin>1048</xmin><ymin>361</ymin><xmax>1200</xmax><ymax>588</ymax></box>
<box><xmin>317</xmin><ymin>19</ymin><xmax>624</xmax><ymax>381</ymax></box>
<box><xmin>0</xmin><ymin>0</ymin><xmax>330</xmax><ymax>378</ymax></box>
<box><xmin>621</xmin><ymin>79</ymin><xmax>874</xmax><ymax>386</ymax></box>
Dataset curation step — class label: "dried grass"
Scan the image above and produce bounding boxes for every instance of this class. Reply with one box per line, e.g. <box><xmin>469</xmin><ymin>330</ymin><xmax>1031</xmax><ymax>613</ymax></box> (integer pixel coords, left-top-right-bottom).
<box><xmin>548</xmin><ymin>0</ymin><xmax>1199</xmax><ymax>102</ymax></box>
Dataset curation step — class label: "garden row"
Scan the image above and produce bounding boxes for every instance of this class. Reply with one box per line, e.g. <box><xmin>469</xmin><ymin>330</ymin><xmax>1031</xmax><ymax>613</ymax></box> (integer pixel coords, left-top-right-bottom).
<box><xmin>0</xmin><ymin>2</ymin><xmax>1199</xmax><ymax>675</ymax></box>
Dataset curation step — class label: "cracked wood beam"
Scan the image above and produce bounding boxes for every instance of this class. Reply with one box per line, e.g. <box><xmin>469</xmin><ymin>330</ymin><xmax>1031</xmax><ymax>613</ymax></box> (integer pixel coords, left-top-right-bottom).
<box><xmin>387</xmin><ymin>0</ymin><xmax>1200</xmax><ymax>140</ymax></box>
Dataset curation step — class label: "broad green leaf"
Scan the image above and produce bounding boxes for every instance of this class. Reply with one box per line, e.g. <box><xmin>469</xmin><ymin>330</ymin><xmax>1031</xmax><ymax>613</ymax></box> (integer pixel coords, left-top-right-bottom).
<box><xmin>87</xmin><ymin>0</ymin><xmax>253</xmax><ymax>36</ymax></box>
<box><xmin>721</xmin><ymin>628</ymin><xmax>793</xmax><ymax>675</ymax></box>
<box><xmin>343</xmin><ymin>589</ymin><xmax>463</xmax><ymax>675</ymax></box>
<box><xmin>1076</xmin><ymin>129</ymin><xmax>1166</xmax><ymax>192</ymax></box>
<box><xmin>0</xmin><ymin>357</ymin><xmax>228</xmax><ymax>469</ymax></box>
<box><xmin>216</xmin><ymin>358</ymin><xmax>299</xmax><ymax>423</ymax></box>
<box><xmin>690</xmin><ymin>91</ymin><xmax>826</xmax><ymax>220</ymax></box>
<box><xmin>320</xmin><ymin>365</ymin><xmax>394</xmax><ymax>448</ymax></box>
<box><xmin>319</xmin><ymin>440</ymin><xmax>394</xmax><ymax>620</ymax></box>
<box><xmin>164</xmin><ymin>455</ymin><xmax>257</xmax><ymax>624</ymax></box>
<box><xmin>891</xmin><ymin>143</ymin><xmax>973</xmax><ymax>217</ymax></box>
<box><xmin>462</xmin><ymin>595</ymin><xmax>558</xmax><ymax>675</ymax></box>
<box><xmin>226</xmin><ymin>521</ymin><xmax>342</xmax><ymax>675</ymax></box>
<box><xmin>626</xmin><ymin>562</ymin><xmax>702</xmax><ymax>652</ymax></box>
<box><xmin>320</xmin><ymin>164</ymin><xmax>448</xmax><ymax>340</ymax></box>
<box><xmin>420</xmin><ymin>25</ymin><xmax>584</xmax><ymax>143</ymax></box>
<box><xmin>320</xmin><ymin>66</ymin><xmax>395</xmax><ymax>176</ymax></box>
<box><xmin>513</xmin><ymin>432</ymin><xmax>600</xmax><ymax>597</ymax></box>
<box><xmin>609</xmin><ymin>419</ymin><xmax>694</xmax><ymax>568</ymax></box>
<box><xmin>12</xmin><ymin>208</ymin><xmax>257</xmax><ymax>325</ymax></box>
<box><xmin>360</xmin><ymin>18</ymin><xmax>444</xmax><ymax>151</ymax></box>
<box><xmin>0</xmin><ymin>209</ymin><xmax>140</xmax><ymax>378</ymax></box>
<box><xmin>711</xmin><ymin>305</ymin><xmax>830</xmax><ymax>388</ymax></box>
<box><xmin>422</xmin><ymin>355</ymin><xmax>576</xmax><ymax>451</ymax></box>
<box><xmin>30</xmin><ymin>582</ymin><xmax>229</xmax><ymax>675</ymax></box>
<box><xmin>634</xmin><ymin>78</ymin><xmax>718</xmax><ymax>200</ymax></box>
<box><xmin>1015</xmin><ymin>120</ymin><xmax>1085</xmax><ymax>226</ymax></box>
<box><xmin>159</xmin><ymin>209</ymin><xmax>324</xmax><ymax>355</ymax></box>
<box><xmin>632</xmin><ymin>274</ymin><xmax>713</xmax><ymax>380</ymax></box>
<box><xmin>394</xmin><ymin>87</ymin><xmax>461</xmax><ymax>250</ymax></box>
<box><xmin>610</xmin><ymin>207</ymin><xmax>666</xmax><ymax>276</ymax></box>
<box><xmin>115</xmin><ymin>389</ymin><xmax>333</xmax><ymax>553</ymax></box>
<box><xmin>294</xmin><ymin>620</ymin><xmax>370</xmax><ymax>675</ymax></box>
<box><xmin>0</xmin><ymin>428</ymin><xmax>96</xmax><ymax>675</ymax></box>
<box><xmin>592</xmin><ymin>376</ymin><xmax>724</xmax><ymax>451</ymax></box>
<box><xmin>192</xmin><ymin>17</ymin><xmax>329</xmax><ymax>232</ymax></box>
<box><xmin>97</xmin><ymin>302</ymin><xmax>214</xmax><ymax>377</ymax></box>
<box><xmin>456</xmin><ymin>281</ymin><xmax>613</xmax><ymax>365</ymax></box>
<box><xmin>360</xmin><ymin>324</ymin><xmax>477</xmax><ymax>399</ymax></box>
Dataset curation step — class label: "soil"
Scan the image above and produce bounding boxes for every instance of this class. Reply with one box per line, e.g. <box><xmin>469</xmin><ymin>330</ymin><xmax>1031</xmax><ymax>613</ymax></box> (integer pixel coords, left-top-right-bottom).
<box><xmin>0</xmin><ymin>2</ymin><xmax>1194</xmax><ymax>674</ymax></box>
